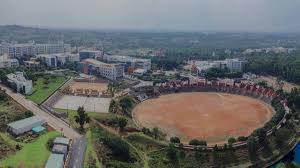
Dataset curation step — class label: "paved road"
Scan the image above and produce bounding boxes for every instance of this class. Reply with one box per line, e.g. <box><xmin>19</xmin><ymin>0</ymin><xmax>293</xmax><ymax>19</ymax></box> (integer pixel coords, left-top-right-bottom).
<box><xmin>68</xmin><ymin>137</ymin><xmax>87</xmax><ymax>168</ymax></box>
<box><xmin>1</xmin><ymin>85</ymin><xmax>80</xmax><ymax>139</ymax></box>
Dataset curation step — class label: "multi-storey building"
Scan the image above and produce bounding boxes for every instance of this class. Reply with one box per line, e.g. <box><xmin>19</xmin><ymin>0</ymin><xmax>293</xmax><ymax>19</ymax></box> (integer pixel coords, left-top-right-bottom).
<box><xmin>191</xmin><ymin>58</ymin><xmax>244</xmax><ymax>75</ymax></box>
<box><xmin>0</xmin><ymin>55</ymin><xmax>19</xmax><ymax>68</ymax></box>
<box><xmin>7</xmin><ymin>72</ymin><xmax>33</xmax><ymax>94</ymax></box>
<box><xmin>101</xmin><ymin>55</ymin><xmax>151</xmax><ymax>71</ymax></box>
<box><xmin>79</xmin><ymin>50</ymin><xmax>103</xmax><ymax>61</ymax></box>
<box><xmin>37</xmin><ymin>53</ymin><xmax>79</xmax><ymax>67</ymax></box>
<box><xmin>80</xmin><ymin>59</ymin><xmax>124</xmax><ymax>80</ymax></box>
<box><xmin>0</xmin><ymin>42</ymin><xmax>71</xmax><ymax>58</ymax></box>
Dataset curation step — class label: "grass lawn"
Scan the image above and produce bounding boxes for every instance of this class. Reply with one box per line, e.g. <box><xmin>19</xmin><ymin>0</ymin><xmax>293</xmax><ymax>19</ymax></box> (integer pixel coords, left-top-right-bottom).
<box><xmin>0</xmin><ymin>131</ymin><xmax>60</xmax><ymax>168</ymax></box>
<box><xmin>26</xmin><ymin>77</ymin><xmax>68</xmax><ymax>105</ymax></box>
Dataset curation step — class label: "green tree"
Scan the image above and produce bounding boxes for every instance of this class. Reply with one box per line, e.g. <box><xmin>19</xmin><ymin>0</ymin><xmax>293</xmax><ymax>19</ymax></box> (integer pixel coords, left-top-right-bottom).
<box><xmin>107</xmin><ymin>82</ymin><xmax>117</xmax><ymax>97</ymax></box>
<box><xmin>74</xmin><ymin>106</ymin><xmax>90</xmax><ymax>130</ymax></box>
<box><xmin>247</xmin><ymin>136</ymin><xmax>258</xmax><ymax>162</ymax></box>
<box><xmin>228</xmin><ymin>137</ymin><xmax>236</xmax><ymax>145</ymax></box>
<box><xmin>152</xmin><ymin>127</ymin><xmax>160</xmax><ymax>139</ymax></box>
<box><xmin>189</xmin><ymin>139</ymin><xmax>207</xmax><ymax>146</ymax></box>
<box><xmin>170</xmin><ymin>136</ymin><xmax>180</xmax><ymax>144</ymax></box>
<box><xmin>167</xmin><ymin>144</ymin><xmax>178</xmax><ymax>161</ymax></box>
<box><xmin>117</xmin><ymin>117</ymin><xmax>127</xmax><ymax>131</ymax></box>
<box><xmin>119</xmin><ymin>96</ymin><xmax>134</xmax><ymax>114</ymax></box>
<box><xmin>109</xmin><ymin>99</ymin><xmax>119</xmax><ymax>113</ymax></box>
<box><xmin>275</xmin><ymin>128</ymin><xmax>292</xmax><ymax>148</ymax></box>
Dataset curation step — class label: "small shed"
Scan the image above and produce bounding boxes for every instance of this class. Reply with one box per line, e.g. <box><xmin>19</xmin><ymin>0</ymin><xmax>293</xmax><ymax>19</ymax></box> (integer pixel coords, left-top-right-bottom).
<box><xmin>45</xmin><ymin>153</ymin><xmax>64</xmax><ymax>168</ymax></box>
<box><xmin>7</xmin><ymin>116</ymin><xmax>46</xmax><ymax>136</ymax></box>
<box><xmin>32</xmin><ymin>126</ymin><xmax>46</xmax><ymax>134</ymax></box>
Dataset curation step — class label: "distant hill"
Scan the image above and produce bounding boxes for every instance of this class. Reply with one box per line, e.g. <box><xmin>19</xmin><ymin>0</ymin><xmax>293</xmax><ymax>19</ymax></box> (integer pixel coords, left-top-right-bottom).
<box><xmin>1</xmin><ymin>25</ymin><xmax>300</xmax><ymax>49</ymax></box>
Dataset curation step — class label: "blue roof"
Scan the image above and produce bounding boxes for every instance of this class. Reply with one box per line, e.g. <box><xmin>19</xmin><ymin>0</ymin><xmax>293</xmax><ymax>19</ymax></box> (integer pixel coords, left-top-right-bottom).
<box><xmin>45</xmin><ymin>153</ymin><xmax>64</xmax><ymax>168</ymax></box>
<box><xmin>31</xmin><ymin>126</ymin><xmax>45</xmax><ymax>133</ymax></box>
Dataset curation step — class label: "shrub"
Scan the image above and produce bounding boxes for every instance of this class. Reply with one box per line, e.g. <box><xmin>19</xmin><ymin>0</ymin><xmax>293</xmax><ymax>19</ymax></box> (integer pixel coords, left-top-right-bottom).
<box><xmin>228</xmin><ymin>137</ymin><xmax>236</xmax><ymax>144</ymax></box>
<box><xmin>237</xmin><ymin>136</ymin><xmax>248</xmax><ymax>142</ymax></box>
<box><xmin>189</xmin><ymin>139</ymin><xmax>207</xmax><ymax>146</ymax></box>
<box><xmin>102</xmin><ymin>136</ymin><xmax>131</xmax><ymax>162</ymax></box>
<box><xmin>170</xmin><ymin>136</ymin><xmax>180</xmax><ymax>144</ymax></box>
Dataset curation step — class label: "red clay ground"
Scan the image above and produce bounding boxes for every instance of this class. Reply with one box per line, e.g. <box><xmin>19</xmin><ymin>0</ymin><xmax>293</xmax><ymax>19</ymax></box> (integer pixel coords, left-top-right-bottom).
<box><xmin>133</xmin><ymin>92</ymin><xmax>274</xmax><ymax>144</ymax></box>
<box><xmin>69</xmin><ymin>81</ymin><xmax>108</xmax><ymax>92</ymax></box>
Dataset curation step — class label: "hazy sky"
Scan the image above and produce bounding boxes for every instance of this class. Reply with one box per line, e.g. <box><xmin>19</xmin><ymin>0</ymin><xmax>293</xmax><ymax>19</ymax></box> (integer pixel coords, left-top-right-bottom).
<box><xmin>1</xmin><ymin>0</ymin><xmax>300</xmax><ymax>32</ymax></box>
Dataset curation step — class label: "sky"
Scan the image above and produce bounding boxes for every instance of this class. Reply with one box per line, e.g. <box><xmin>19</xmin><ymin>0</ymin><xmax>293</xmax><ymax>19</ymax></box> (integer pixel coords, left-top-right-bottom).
<box><xmin>0</xmin><ymin>0</ymin><xmax>300</xmax><ymax>32</ymax></box>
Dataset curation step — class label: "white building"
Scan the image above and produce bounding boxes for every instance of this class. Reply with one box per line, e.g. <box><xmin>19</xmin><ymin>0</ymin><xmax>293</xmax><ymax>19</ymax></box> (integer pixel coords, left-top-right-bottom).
<box><xmin>0</xmin><ymin>55</ymin><xmax>19</xmax><ymax>68</ymax></box>
<box><xmin>191</xmin><ymin>58</ymin><xmax>244</xmax><ymax>75</ymax></box>
<box><xmin>7</xmin><ymin>72</ymin><xmax>33</xmax><ymax>94</ymax></box>
<box><xmin>102</xmin><ymin>55</ymin><xmax>151</xmax><ymax>70</ymax></box>
<box><xmin>37</xmin><ymin>53</ymin><xmax>79</xmax><ymax>67</ymax></box>
<box><xmin>0</xmin><ymin>42</ymin><xmax>71</xmax><ymax>58</ymax></box>
<box><xmin>81</xmin><ymin>59</ymin><xmax>124</xmax><ymax>80</ymax></box>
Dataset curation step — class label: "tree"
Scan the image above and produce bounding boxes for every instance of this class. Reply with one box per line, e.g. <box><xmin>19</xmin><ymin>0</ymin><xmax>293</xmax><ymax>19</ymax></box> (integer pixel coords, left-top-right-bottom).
<box><xmin>167</xmin><ymin>144</ymin><xmax>178</xmax><ymax>161</ymax></box>
<box><xmin>107</xmin><ymin>83</ymin><xmax>117</xmax><ymax>97</ymax></box>
<box><xmin>247</xmin><ymin>136</ymin><xmax>258</xmax><ymax>162</ymax></box>
<box><xmin>109</xmin><ymin>99</ymin><xmax>119</xmax><ymax>113</ymax></box>
<box><xmin>102</xmin><ymin>136</ymin><xmax>130</xmax><ymax>161</ymax></box>
<box><xmin>275</xmin><ymin>128</ymin><xmax>292</xmax><ymax>148</ymax></box>
<box><xmin>74</xmin><ymin>106</ymin><xmax>90</xmax><ymax>130</ymax></box>
<box><xmin>189</xmin><ymin>139</ymin><xmax>207</xmax><ymax>146</ymax></box>
<box><xmin>119</xmin><ymin>96</ymin><xmax>134</xmax><ymax>114</ymax></box>
<box><xmin>117</xmin><ymin>117</ymin><xmax>127</xmax><ymax>131</ymax></box>
<box><xmin>254</xmin><ymin>128</ymin><xmax>267</xmax><ymax>144</ymax></box>
<box><xmin>228</xmin><ymin>137</ymin><xmax>236</xmax><ymax>145</ymax></box>
<box><xmin>152</xmin><ymin>127</ymin><xmax>160</xmax><ymax>139</ymax></box>
<box><xmin>170</xmin><ymin>136</ymin><xmax>180</xmax><ymax>144</ymax></box>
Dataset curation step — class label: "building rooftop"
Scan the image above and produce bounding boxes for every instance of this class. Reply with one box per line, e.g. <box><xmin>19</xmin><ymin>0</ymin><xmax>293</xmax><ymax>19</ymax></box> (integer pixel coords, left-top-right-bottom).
<box><xmin>32</xmin><ymin>126</ymin><xmax>46</xmax><ymax>134</ymax></box>
<box><xmin>8</xmin><ymin>116</ymin><xmax>45</xmax><ymax>130</ymax></box>
<box><xmin>53</xmin><ymin>137</ymin><xmax>70</xmax><ymax>146</ymax></box>
<box><xmin>45</xmin><ymin>153</ymin><xmax>64</xmax><ymax>168</ymax></box>
<box><xmin>82</xmin><ymin>58</ymin><xmax>120</xmax><ymax>67</ymax></box>
<box><xmin>52</xmin><ymin>144</ymin><xmax>68</xmax><ymax>155</ymax></box>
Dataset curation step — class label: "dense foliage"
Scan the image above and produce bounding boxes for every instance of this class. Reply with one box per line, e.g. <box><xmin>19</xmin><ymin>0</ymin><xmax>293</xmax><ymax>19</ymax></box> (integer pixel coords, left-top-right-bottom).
<box><xmin>245</xmin><ymin>52</ymin><xmax>300</xmax><ymax>84</ymax></box>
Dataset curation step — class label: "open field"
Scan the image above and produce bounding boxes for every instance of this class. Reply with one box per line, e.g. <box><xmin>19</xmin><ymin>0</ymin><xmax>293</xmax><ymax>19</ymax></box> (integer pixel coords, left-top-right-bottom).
<box><xmin>133</xmin><ymin>92</ymin><xmax>274</xmax><ymax>144</ymax></box>
<box><xmin>53</xmin><ymin>95</ymin><xmax>111</xmax><ymax>113</ymax></box>
<box><xmin>69</xmin><ymin>81</ymin><xmax>108</xmax><ymax>93</ymax></box>
<box><xmin>27</xmin><ymin>77</ymin><xmax>68</xmax><ymax>104</ymax></box>
<box><xmin>0</xmin><ymin>131</ymin><xmax>60</xmax><ymax>168</ymax></box>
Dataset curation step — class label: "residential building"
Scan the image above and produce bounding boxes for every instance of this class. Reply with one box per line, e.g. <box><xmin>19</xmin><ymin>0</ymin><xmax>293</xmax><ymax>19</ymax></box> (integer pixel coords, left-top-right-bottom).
<box><xmin>79</xmin><ymin>50</ymin><xmax>103</xmax><ymax>60</ymax></box>
<box><xmin>7</xmin><ymin>72</ymin><xmax>33</xmax><ymax>94</ymax></box>
<box><xmin>0</xmin><ymin>55</ymin><xmax>19</xmax><ymax>68</ymax></box>
<box><xmin>80</xmin><ymin>59</ymin><xmax>124</xmax><ymax>80</ymax></box>
<box><xmin>101</xmin><ymin>55</ymin><xmax>151</xmax><ymax>71</ymax></box>
<box><xmin>7</xmin><ymin>116</ymin><xmax>45</xmax><ymax>136</ymax></box>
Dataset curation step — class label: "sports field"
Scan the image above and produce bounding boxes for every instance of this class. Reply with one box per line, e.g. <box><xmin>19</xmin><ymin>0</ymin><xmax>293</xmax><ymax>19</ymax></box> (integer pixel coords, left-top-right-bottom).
<box><xmin>53</xmin><ymin>95</ymin><xmax>111</xmax><ymax>113</ymax></box>
<box><xmin>133</xmin><ymin>92</ymin><xmax>274</xmax><ymax>144</ymax></box>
